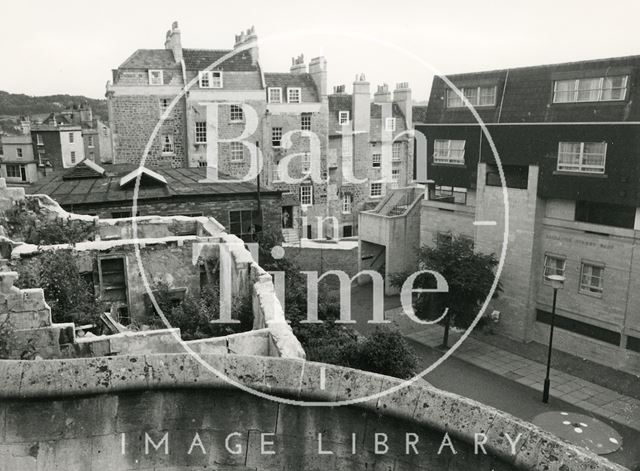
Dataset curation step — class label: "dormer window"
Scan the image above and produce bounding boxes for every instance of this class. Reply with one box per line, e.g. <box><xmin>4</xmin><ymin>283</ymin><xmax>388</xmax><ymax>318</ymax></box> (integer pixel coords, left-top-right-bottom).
<box><xmin>287</xmin><ymin>88</ymin><xmax>301</xmax><ymax>103</ymax></box>
<box><xmin>148</xmin><ymin>70</ymin><xmax>164</xmax><ymax>85</ymax></box>
<box><xmin>198</xmin><ymin>71</ymin><xmax>223</xmax><ymax>88</ymax></box>
<box><xmin>268</xmin><ymin>87</ymin><xmax>282</xmax><ymax>103</ymax></box>
<box><xmin>446</xmin><ymin>86</ymin><xmax>497</xmax><ymax>108</ymax></box>
<box><xmin>338</xmin><ymin>111</ymin><xmax>350</xmax><ymax>125</ymax></box>
<box><xmin>553</xmin><ymin>76</ymin><xmax>628</xmax><ymax>103</ymax></box>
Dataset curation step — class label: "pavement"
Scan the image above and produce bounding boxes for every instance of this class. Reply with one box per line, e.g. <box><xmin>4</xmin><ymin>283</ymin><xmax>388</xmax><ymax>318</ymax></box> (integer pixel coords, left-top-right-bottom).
<box><xmin>386</xmin><ymin>306</ymin><xmax>640</xmax><ymax>434</ymax></box>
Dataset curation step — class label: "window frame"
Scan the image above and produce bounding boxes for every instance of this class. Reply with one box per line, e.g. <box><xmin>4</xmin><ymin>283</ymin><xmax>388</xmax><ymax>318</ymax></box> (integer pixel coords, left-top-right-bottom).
<box><xmin>300</xmin><ymin>185</ymin><xmax>313</xmax><ymax>207</ymax></box>
<box><xmin>579</xmin><ymin>261</ymin><xmax>604</xmax><ymax>297</ymax></box>
<box><xmin>88</xmin><ymin>136</ymin><xmax>95</xmax><ymax>148</ymax></box>
<box><xmin>160</xmin><ymin>98</ymin><xmax>170</xmax><ymax>113</ymax></box>
<box><xmin>271</xmin><ymin>127</ymin><xmax>283</xmax><ymax>148</ymax></box>
<box><xmin>268</xmin><ymin>87</ymin><xmax>282</xmax><ymax>103</ymax></box>
<box><xmin>342</xmin><ymin>193</ymin><xmax>353</xmax><ymax>214</ymax></box>
<box><xmin>161</xmin><ymin>134</ymin><xmax>175</xmax><ymax>154</ymax></box>
<box><xmin>36</xmin><ymin>134</ymin><xmax>43</xmax><ymax>146</ymax></box>
<box><xmin>148</xmin><ymin>69</ymin><xmax>164</xmax><ymax>86</ymax></box>
<box><xmin>301</xmin><ymin>113</ymin><xmax>312</xmax><ymax>131</ymax></box>
<box><xmin>69</xmin><ymin>132</ymin><xmax>74</xmax><ymax>143</ymax></box>
<box><xmin>370</xmin><ymin>181</ymin><xmax>384</xmax><ymax>198</ymax></box>
<box><xmin>70</xmin><ymin>151</ymin><xmax>76</xmax><ymax>164</ymax></box>
<box><xmin>392</xmin><ymin>142</ymin><xmax>402</xmax><ymax>161</ymax></box>
<box><xmin>16</xmin><ymin>148</ymin><xmax>23</xmax><ymax>158</ymax></box>
<box><xmin>194</xmin><ymin>122</ymin><xmax>207</xmax><ymax>144</ymax></box>
<box><xmin>543</xmin><ymin>254</ymin><xmax>566</xmax><ymax>283</ymax></box>
<box><xmin>228</xmin><ymin>209</ymin><xmax>256</xmax><ymax>242</ymax></box>
<box><xmin>287</xmin><ymin>87</ymin><xmax>302</xmax><ymax>104</ymax></box>
<box><xmin>553</xmin><ymin>76</ymin><xmax>628</xmax><ymax>103</ymax></box>
<box><xmin>372</xmin><ymin>153</ymin><xmax>381</xmax><ymax>168</ymax></box>
<box><xmin>385</xmin><ymin>117</ymin><xmax>396</xmax><ymax>132</ymax></box>
<box><xmin>229</xmin><ymin>104</ymin><xmax>244</xmax><ymax>122</ymax></box>
<box><xmin>198</xmin><ymin>70</ymin><xmax>223</xmax><ymax>89</ymax></box>
<box><xmin>446</xmin><ymin>86</ymin><xmax>497</xmax><ymax>108</ymax></box>
<box><xmin>230</xmin><ymin>141</ymin><xmax>244</xmax><ymax>162</ymax></box>
<box><xmin>5</xmin><ymin>163</ymin><xmax>25</xmax><ymax>180</ymax></box>
<box><xmin>433</xmin><ymin>139</ymin><xmax>466</xmax><ymax>165</ymax></box>
<box><xmin>556</xmin><ymin>141</ymin><xmax>607</xmax><ymax>174</ymax></box>
<box><xmin>338</xmin><ymin>111</ymin><xmax>350</xmax><ymax>125</ymax></box>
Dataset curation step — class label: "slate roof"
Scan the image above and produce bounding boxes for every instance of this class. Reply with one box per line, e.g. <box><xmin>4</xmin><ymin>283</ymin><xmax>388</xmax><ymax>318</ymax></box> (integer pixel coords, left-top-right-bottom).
<box><xmin>28</xmin><ymin>165</ymin><xmax>280</xmax><ymax>207</ymax></box>
<box><xmin>424</xmin><ymin>54</ymin><xmax>640</xmax><ymax>124</ymax></box>
<box><xmin>264</xmin><ymin>73</ymin><xmax>319</xmax><ymax>101</ymax></box>
<box><xmin>119</xmin><ymin>49</ymin><xmax>179</xmax><ymax>69</ymax></box>
<box><xmin>182</xmin><ymin>48</ymin><xmax>258</xmax><ymax>71</ymax></box>
<box><xmin>412</xmin><ymin>105</ymin><xmax>428</xmax><ymax>124</ymax></box>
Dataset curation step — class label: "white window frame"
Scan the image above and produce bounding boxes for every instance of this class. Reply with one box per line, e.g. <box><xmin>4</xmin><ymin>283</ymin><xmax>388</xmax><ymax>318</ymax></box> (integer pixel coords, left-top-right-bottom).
<box><xmin>230</xmin><ymin>105</ymin><xmax>244</xmax><ymax>122</ymax></box>
<box><xmin>195</xmin><ymin>122</ymin><xmax>207</xmax><ymax>144</ymax></box>
<box><xmin>385</xmin><ymin>117</ymin><xmax>396</xmax><ymax>132</ymax></box>
<box><xmin>287</xmin><ymin>87</ymin><xmax>301</xmax><ymax>104</ymax></box>
<box><xmin>69</xmin><ymin>132</ymin><xmax>74</xmax><ymax>143</ymax></box>
<box><xmin>392</xmin><ymin>142</ymin><xmax>402</xmax><ymax>161</ymax></box>
<box><xmin>161</xmin><ymin>134</ymin><xmax>174</xmax><ymax>154</ymax></box>
<box><xmin>370</xmin><ymin>181</ymin><xmax>384</xmax><ymax>198</ymax></box>
<box><xmin>70</xmin><ymin>151</ymin><xmax>76</xmax><ymax>164</ymax></box>
<box><xmin>372</xmin><ymin>153</ymin><xmax>381</xmax><ymax>168</ymax></box>
<box><xmin>433</xmin><ymin>139</ymin><xmax>466</xmax><ymax>165</ymax></box>
<box><xmin>543</xmin><ymin>255</ymin><xmax>566</xmax><ymax>282</ymax></box>
<box><xmin>5</xmin><ymin>164</ymin><xmax>25</xmax><ymax>181</ymax></box>
<box><xmin>268</xmin><ymin>87</ymin><xmax>282</xmax><ymax>103</ymax></box>
<box><xmin>271</xmin><ymin>127</ymin><xmax>282</xmax><ymax>148</ymax></box>
<box><xmin>198</xmin><ymin>71</ymin><xmax>223</xmax><ymax>89</ymax></box>
<box><xmin>553</xmin><ymin>76</ymin><xmax>628</xmax><ymax>103</ymax></box>
<box><xmin>342</xmin><ymin>193</ymin><xmax>353</xmax><ymax>214</ymax></box>
<box><xmin>230</xmin><ymin>141</ymin><xmax>244</xmax><ymax>162</ymax></box>
<box><xmin>446</xmin><ymin>86</ymin><xmax>497</xmax><ymax>108</ymax></box>
<box><xmin>88</xmin><ymin>136</ymin><xmax>95</xmax><ymax>148</ymax></box>
<box><xmin>338</xmin><ymin>111</ymin><xmax>350</xmax><ymax>125</ymax></box>
<box><xmin>148</xmin><ymin>70</ymin><xmax>164</xmax><ymax>85</ymax></box>
<box><xmin>557</xmin><ymin>141</ymin><xmax>607</xmax><ymax>174</ymax></box>
<box><xmin>300</xmin><ymin>185</ymin><xmax>313</xmax><ymax>206</ymax></box>
<box><xmin>16</xmin><ymin>148</ymin><xmax>23</xmax><ymax>158</ymax></box>
<box><xmin>36</xmin><ymin>134</ymin><xmax>43</xmax><ymax>146</ymax></box>
<box><xmin>579</xmin><ymin>262</ymin><xmax>604</xmax><ymax>296</ymax></box>
<box><xmin>301</xmin><ymin>113</ymin><xmax>312</xmax><ymax>131</ymax></box>
<box><xmin>391</xmin><ymin>168</ymin><xmax>400</xmax><ymax>183</ymax></box>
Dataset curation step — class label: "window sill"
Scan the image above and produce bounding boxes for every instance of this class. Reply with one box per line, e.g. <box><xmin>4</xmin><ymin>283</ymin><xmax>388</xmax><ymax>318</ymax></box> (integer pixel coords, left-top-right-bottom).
<box><xmin>161</xmin><ymin>152</ymin><xmax>175</xmax><ymax>156</ymax></box>
<box><xmin>579</xmin><ymin>289</ymin><xmax>603</xmax><ymax>299</ymax></box>
<box><xmin>553</xmin><ymin>171</ymin><xmax>607</xmax><ymax>178</ymax></box>
<box><xmin>432</xmin><ymin>163</ymin><xmax>467</xmax><ymax>168</ymax></box>
<box><xmin>229</xmin><ymin>120</ymin><xmax>245</xmax><ymax>124</ymax></box>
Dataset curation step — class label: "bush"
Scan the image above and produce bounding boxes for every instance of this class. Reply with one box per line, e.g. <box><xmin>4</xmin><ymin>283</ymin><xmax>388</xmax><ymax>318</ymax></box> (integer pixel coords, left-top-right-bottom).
<box><xmin>14</xmin><ymin>250</ymin><xmax>104</xmax><ymax>325</ymax></box>
<box><xmin>341</xmin><ymin>328</ymin><xmax>418</xmax><ymax>379</ymax></box>
<box><xmin>2</xmin><ymin>199</ymin><xmax>95</xmax><ymax>245</ymax></box>
<box><xmin>147</xmin><ymin>280</ymin><xmax>253</xmax><ymax>341</ymax></box>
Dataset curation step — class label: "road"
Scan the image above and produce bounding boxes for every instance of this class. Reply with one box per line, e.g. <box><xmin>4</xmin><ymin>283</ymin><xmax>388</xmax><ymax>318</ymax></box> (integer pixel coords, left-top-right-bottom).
<box><xmin>341</xmin><ymin>284</ymin><xmax>640</xmax><ymax>469</ymax></box>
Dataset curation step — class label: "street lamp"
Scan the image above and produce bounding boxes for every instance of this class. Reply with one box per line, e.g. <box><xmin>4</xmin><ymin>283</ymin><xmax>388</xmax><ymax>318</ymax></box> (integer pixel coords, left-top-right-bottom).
<box><xmin>542</xmin><ymin>274</ymin><xmax>565</xmax><ymax>403</ymax></box>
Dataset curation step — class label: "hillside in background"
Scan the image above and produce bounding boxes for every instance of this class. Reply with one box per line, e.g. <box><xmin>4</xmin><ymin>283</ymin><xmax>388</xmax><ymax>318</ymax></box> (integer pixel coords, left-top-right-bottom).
<box><xmin>0</xmin><ymin>91</ymin><xmax>108</xmax><ymax>122</ymax></box>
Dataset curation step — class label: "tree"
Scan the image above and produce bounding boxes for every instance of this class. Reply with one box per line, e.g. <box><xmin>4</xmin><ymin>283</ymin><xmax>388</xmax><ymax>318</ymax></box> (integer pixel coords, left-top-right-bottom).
<box><xmin>392</xmin><ymin>235</ymin><xmax>501</xmax><ymax>336</ymax></box>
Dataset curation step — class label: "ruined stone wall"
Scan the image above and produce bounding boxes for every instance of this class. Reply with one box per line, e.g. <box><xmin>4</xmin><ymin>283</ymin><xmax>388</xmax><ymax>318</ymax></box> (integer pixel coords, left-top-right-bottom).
<box><xmin>0</xmin><ymin>354</ymin><xmax>624</xmax><ymax>471</ymax></box>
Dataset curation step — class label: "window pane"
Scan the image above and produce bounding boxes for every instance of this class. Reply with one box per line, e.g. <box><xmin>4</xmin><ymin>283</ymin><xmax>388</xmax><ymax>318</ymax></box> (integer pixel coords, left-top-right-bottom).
<box><xmin>479</xmin><ymin>87</ymin><xmax>496</xmax><ymax>105</ymax></box>
<box><xmin>463</xmin><ymin>88</ymin><xmax>478</xmax><ymax>105</ymax></box>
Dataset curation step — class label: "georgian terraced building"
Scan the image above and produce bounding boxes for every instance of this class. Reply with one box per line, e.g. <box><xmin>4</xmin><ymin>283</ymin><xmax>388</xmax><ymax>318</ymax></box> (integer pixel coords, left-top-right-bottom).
<box><xmin>106</xmin><ymin>22</ymin><xmax>413</xmax><ymax>241</ymax></box>
<box><xmin>360</xmin><ymin>54</ymin><xmax>640</xmax><ymax>374</ymax></box>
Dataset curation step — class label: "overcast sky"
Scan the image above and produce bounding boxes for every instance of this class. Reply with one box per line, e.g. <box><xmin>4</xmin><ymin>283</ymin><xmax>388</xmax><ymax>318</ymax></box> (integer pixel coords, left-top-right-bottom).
<box><xmin>3</xmin><ymin>0</ymin><xmax>640</xmax><ymax>101</ymax></box>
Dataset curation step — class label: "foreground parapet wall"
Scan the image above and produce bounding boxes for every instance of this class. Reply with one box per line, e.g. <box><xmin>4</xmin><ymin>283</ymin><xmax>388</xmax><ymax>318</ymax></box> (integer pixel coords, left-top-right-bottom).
<box><xmin>0</xmin><ymin>354</ymin><xmax>627</xmax><ymax>471</ymax></box>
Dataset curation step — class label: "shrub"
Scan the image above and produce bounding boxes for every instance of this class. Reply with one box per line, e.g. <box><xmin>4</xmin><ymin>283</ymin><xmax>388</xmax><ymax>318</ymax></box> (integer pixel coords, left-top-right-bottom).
<box><xmin>14</xmin><ymin>250</ymin><xmax>104</xmax><ymax>325</ymax></box>
<box><xmin>147</xmin><ymin>280</ymin><xmax>253</xmax><ymax>341</ymax></box>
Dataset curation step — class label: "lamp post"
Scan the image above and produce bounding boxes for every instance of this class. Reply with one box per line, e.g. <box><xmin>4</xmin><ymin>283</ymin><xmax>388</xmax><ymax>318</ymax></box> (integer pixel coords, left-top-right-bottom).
<box><xmin>542</xmin><ymin>274</ymin><xmax>565</xmax><ymax>403</ymax></box>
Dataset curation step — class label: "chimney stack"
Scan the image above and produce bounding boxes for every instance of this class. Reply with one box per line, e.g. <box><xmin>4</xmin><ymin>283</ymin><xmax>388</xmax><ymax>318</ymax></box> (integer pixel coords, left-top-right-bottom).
<box><xmin>374</xmin><ymin>84</ymin><xmax>392</xmax><ymax>103</ymax></box>
<box><xmin>352</xmin><ymin>73</ymin><xmax>370</xmax><ymax>134</ymax></box>
<box><xmin>393</xmin><ymin>82</ymin><xmax>412</xmax><ymax>128</ymax></box>
<box><xmin>164</xmin><ymin>21</ymin><xmax>183</xmax><ymax>63</ymax></box>
<box><xmin>234</xmin><ymin>26</ymin><xmax>259</xmax><ymax>65</ymax></box>
<box><xmin>290</xmin><ymin>54</ymin><xmax>306</xmax><ymax>75</ymax></box>
<box><xmin>309</xmin><ymin>56</ymin><xmax>327</xmax><ymax>99</ymax></box>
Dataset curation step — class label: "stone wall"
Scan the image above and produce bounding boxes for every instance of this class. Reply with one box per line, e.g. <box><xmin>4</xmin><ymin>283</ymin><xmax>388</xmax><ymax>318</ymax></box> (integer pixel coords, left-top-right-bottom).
<box><xmin>0</xmin><ymin>354</ymin><xmax>625</xmax><ymax>471</ymax></box>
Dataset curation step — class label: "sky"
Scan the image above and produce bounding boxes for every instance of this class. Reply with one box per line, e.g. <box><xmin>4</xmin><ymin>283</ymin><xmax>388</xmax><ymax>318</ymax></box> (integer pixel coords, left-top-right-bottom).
<box><xmin>2</xmin><ymin>0</ymin><xmax>640</xmax><ymax>101</ymax></box>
